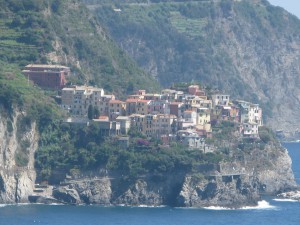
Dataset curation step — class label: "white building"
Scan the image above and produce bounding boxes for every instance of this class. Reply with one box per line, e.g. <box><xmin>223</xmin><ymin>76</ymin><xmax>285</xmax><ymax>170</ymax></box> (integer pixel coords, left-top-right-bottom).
<box><xmin>212</xmin><ymin>94</ymin><xmax>230</xmax><ymax>107</ymax></box>
<box><xmin>61</xmin><ymin>85</ymin><xmax>104</xmax><ymax>117</ymax></box>
<box><xmin>242</xmin><ymin>122</ymin><xmax>259</xmax><ymax>138</ymax></box>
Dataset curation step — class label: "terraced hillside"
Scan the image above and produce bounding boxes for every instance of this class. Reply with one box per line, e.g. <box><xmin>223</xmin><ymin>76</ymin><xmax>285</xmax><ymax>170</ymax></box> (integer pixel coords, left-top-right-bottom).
<box><xmin>86</xmin><ymin>0</ymin><xmax>300</xmax><ymax>137</ymax></box>
<box><xmin>0</xmin><ymin>0</ymin><xmax>159</xmax><ymax>96</ymax></box>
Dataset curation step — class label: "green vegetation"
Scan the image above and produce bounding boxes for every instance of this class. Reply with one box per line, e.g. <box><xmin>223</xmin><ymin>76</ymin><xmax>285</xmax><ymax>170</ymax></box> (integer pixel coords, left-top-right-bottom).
<box><xmin>0</xmin><ymin>0</ymin><xmax>157</xmax><ymax>180</ymax></box>
<box><xmin>35</xmin><ymin>121</ymin><xmax>223</xmax><ymax>182</ymax></box>
<box><xmin>258</xmin><ymin>126</ymin><xmax>277</xmax><ymax>144</ymax></box>
<box><xmin>0</xmin><ymin>0</ymin><xmax>286</xmax><ymax>185</ymax></box>
<box><xmin>89</xmin><ymin>0</ymin><xmax>300</xmax><ymax>120</ymax></box>
<box><xmin>0</xmin><ymin>0</ymin><xmax>159</xmax><ymax>97</ymax></box>
<box><xmin>93</xmin><ymin>1</ymin><xmax>246</xmax><ymax>93</ymax></box>
<box><xmin>0</xmin><ymin>0</ymin><xmax>52</xmax><ymax>66</ymax></box>
<box><xmin>87</xmin><ymin>105</ymin><xmax>100</xmax><ymax>120</ymax></box>
<box><xmin>0</xmin><ymin>62</ymin><xmax>63</xmax><ymax>167</ymax></box>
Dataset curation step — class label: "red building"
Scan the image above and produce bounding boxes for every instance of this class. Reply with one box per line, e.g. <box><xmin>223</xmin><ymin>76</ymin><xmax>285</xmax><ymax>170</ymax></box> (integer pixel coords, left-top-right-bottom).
<box><xmin>22</xmin><ymin>64</ymin><xmax>70</xmax><ymax>89</ymax></box>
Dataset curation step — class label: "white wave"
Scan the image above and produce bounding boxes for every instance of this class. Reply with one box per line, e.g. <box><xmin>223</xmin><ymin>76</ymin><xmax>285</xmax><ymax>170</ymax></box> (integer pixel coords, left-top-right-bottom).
<box><xmin>48</xmin><ymin>203</ymin><xmax>64</xmax><ymax>206</ymax></box>
<box><xmin>204</xmin><ymin>200</ymin><xmax>276</xmax><ymax>211</ymax></box>
<box><xmin>273</xmin><ymin>198</ymin><xmax>299</xmax><ymax>202</ymax></box>
<box><xmin>133</xmin><ymin>205</ymin><xmax>167</xmax><ymax>208</ymax></box>
<box><xmin>16</xmin><ymin>203</ymin><xmax>31</xmax><ymax>206</ymax></box>
<box><xmin>0</xmin><ymin>203</ymin><xmax>30</xmax><ymax>208</ymax></box>
<box><xmin>203</xmin><ymin>206</ymin><xmax>232</xmax><ymax>210</ymax></box>
<box><xmin>240</xmin><ymin>200</ymin><xmax>276</xmax><ymax>210</ymax></box>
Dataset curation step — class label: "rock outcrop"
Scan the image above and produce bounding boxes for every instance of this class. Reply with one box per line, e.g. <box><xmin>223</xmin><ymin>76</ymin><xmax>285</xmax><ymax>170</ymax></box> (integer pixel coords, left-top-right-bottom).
<box><xmin>53</xmin><ymin>177</ymin><xmax>112</xmax><ymax>205</ymax></box>
<box><xmin>46</xmin><ymin>144</ymin><xmax>297</xmax><ymax>208</ymax></box>
<box><xmin>256</xmin><ymin>147</ymin><xmax>297</xmax><ymax>194</ymax></box>
<box><xmin>0</xmin><ymin>110</ymin><xmax>38</xmax><ymax>203</ymax></box>
<box><xmin>0</xmin><ymin>110</ymin><xmax>297</xmax><ymax>207</ymax></box>
<box><xmin>277</xmin><ymin>190</ymin><xmax>300</xmax><ymax>201</ymax></box>
<box><xmin>49</xmin><ymin>174</ymin><xmax>260</xmax><ymax>208</ymax></box>
<box><xmin>177</xmin><ymin>175</ymin><xmax>259</xmax><ymax>208</ymax></box>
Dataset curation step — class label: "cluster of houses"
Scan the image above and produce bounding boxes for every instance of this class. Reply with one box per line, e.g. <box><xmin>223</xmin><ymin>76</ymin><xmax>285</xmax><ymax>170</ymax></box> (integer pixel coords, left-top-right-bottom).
<box><xmin>22</xmin><ymin>64</ymin><xmax>263</xmax><ymax>152</ymax></box>
<box><xmin>60</xmin><ymin>85</ymin><xmax>263</xmax><ymax>151</ymax></box>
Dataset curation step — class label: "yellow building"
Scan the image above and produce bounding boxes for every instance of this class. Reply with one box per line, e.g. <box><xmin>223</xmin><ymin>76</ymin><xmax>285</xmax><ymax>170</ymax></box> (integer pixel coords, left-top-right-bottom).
<box><xmin>109</xmin><ymin>100</ymin><xmax>126</xmax><ymax>120</ymax></box>
<box><xmin>195</xmin><ymin>108</ymin><xmax>211</xmax><ymax>135</ymax></box>
<box><xmin>196</xmin><ymin>108</ymin><xmax>211</xmax><ymax>126</ymax></box>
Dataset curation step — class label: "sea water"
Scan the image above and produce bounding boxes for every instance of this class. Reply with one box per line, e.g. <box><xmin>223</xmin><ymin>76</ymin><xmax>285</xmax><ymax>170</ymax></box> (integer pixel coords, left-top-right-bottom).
<box><xmin>0</xmin><ymin>143</ymin><xmax>299</xmax><ymax>225</ymax></box>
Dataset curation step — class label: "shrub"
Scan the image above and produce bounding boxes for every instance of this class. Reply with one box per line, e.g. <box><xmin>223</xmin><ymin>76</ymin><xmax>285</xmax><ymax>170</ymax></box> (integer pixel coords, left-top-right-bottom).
<box><xmin>259</xmin><ymin>126</ymin><xmax>275</xmax><ymax>143</ymax></box>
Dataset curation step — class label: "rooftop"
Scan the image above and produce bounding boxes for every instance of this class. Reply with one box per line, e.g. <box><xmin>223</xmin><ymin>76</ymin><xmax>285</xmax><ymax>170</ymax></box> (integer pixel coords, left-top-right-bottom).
<box><xmin>137</xmin><ymin>99</ymin><xmax>151</xmax><ymax>103</ymax></box>
<box><xmin>109</xmin><ymin>100</ymin><xmax>125</xmax><ymax>104</ymax></box>
<box><xmin>25</xmin><ymin>64</ymin><xmax>70</xmax><ymax>70</ymax></box>
<box><xmin>126</xmin><ymin>99</ymin><xmax>139</xmax><ymax>103</ymax></box>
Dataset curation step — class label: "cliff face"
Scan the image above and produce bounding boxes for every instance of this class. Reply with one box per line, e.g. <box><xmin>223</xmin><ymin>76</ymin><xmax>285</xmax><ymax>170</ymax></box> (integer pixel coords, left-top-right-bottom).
<box><xmin>0</xmin><ymin>109</ymin><xmax>38</xmax><ymax>203</ymax></box>
<box><xmin>90</xmin><ymin>0</ymin><xmax>300</xmax><ymax>136</ymax></box>
<box><xmin>50</xmin><ymin>144</ymin><xmax>296</xmax><ymax>208</ymax></box>
<box><xmin>256</xmin><ymin>147</ymin><xmax>297</xmax><ymax>194</ymax></box>
<box><xmin>0</xmin><ymin>111</ymin><xmax>296</xmax><ymax>207</ymax></box>
<box><xmin>177</xmin><ymin>175</ymin><xmax>259</xmax><ymax>208</ymax></box>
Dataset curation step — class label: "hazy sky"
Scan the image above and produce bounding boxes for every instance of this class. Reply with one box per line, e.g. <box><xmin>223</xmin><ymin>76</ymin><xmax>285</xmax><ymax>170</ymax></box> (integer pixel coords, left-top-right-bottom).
<box><xmin>268</xmin><ymin>0</ymin><xmax>300</xmax><ymax>19</ymax></box>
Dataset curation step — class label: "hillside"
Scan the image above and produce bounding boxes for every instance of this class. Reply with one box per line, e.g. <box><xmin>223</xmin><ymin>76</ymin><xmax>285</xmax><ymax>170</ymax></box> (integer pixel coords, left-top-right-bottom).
<box><xmin>0</xmin><ymin>0</ymin><xmax>159</xmax><ymax>96</ymax></box>
<box><xmin>87</xmin><ymin>0</ymin><xmax>300</xmax><ymax>137</ymax></box>
<box><xmin>0</xmin><ymin>0</ymin><xmax>298</xmax><ymax>206</ymax></box>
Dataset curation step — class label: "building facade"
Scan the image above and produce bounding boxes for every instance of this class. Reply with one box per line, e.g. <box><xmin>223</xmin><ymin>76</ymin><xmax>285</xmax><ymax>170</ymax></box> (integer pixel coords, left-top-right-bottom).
<box><xmin>22</xmin><ymin>64</ymin><xmax>70</xmax><ymax>89</ymax></box>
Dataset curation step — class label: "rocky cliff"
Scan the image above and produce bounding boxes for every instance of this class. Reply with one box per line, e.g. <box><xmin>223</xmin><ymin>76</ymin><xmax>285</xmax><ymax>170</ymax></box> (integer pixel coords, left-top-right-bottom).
<box><xmin>0</xmin><ymin>109</ymin><xmax>296</xmax><ymax>207</ymax></box>
<box><xmin>50</xmin><ymin>144</ymin><xmax>296</xmax><ymax>208</ymax></box>
<box><xmin>90</xmin><ymin>0</ymin><xmax>300</xmax><ymax>137</ymax></box>
<box><xmin>256</xmin><ymin>146</ymin><xmax>297</xmax><ymax>194</ymax></box>
<box><xmin>0</xmin><ymin>109</ymin><xmax>38</xmax><ymax>203</ymax></box>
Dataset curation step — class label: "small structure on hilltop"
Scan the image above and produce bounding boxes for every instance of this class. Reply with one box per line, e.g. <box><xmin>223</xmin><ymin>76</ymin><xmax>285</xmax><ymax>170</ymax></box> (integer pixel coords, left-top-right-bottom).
<box><xmin>22</xmin><ymin>64</ymin><xmax>70</xmax><ymax>89</ymax></box>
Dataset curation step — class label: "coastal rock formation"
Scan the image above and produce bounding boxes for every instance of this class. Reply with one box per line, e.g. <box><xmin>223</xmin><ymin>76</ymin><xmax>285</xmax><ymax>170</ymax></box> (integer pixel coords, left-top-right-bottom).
<box><xmin>250</xmin><ymin>146</ymin><xmax>297</xmax><ymax>194</ymax></box>
<box><xmin>0</xmin><ymin>110</ymin><xmax>38</xmax><ymax>203</ymax></box>
<box><xmin>53</xmin><ymin>177</ymin><xmax>112</xmax><ymax>205</ymax></box>
<box><xmin>47</xmin><ymin>144</ymin><xmax>297</xmax><ymax>208</ymax></box>
<box><xmin>0</xmin><ymin>111</ymin><xmax>297</xmax><ymax>207</ymax></box>
<box><xmin>277</xmin><ymin>190</ymin><xmax>300</xmax><ymax>201</ymax></box>
<box><xmin>114</xmin><ymin>180</ymin><xmax>163</xmax><ymax>206</ymax></box>
<box><xmin>177</xmin><ymin>175</ymin><xmax>259</xmax><ymax>208</ymax></box>
<box><xmin>49</xmin><ymin>174</ymin><xmax>260</xmax><ymax>208</ymax></box>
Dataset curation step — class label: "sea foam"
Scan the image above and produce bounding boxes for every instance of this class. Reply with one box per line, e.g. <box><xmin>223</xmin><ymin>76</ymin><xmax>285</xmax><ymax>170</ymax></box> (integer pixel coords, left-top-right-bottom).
<box><xmin>273</xmin><ymin>198</ymin><xmax>299</xmax><ymax>202</ymax></box>
<box><xmin>203</xmin><ymin>200</ymin><xmax>276</xmax><ymax>211</ymax></box>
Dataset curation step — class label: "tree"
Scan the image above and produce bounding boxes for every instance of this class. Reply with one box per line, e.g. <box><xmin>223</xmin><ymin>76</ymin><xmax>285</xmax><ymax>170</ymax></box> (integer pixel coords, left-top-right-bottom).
<box><xmin>88</xmin><ymin>105</ymin><xmax>94</xmax><ymax>120</ymax></box>
<box><xmin>94</xmin><ymin>107</ymin><xmax>100</xmax><ymax>119</ymax></box>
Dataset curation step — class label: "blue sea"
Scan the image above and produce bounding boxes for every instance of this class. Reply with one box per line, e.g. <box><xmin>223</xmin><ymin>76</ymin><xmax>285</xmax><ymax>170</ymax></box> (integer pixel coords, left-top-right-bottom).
<box><xmin>1</xmin><ymin>143</ymin><xmax>299</xmax><ymax>225</ymax></box>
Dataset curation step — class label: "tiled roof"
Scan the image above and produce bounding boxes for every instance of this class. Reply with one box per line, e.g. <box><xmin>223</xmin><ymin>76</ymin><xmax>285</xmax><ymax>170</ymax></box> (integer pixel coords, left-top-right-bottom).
<box><xmin>137</xmin><ymin>99</ymin><xmax>151</xmax><ymax>103</ymax></box>
<box><xmin>126</xmin><ymin>99</ymin><xmax>138</xmax><ymax>103</ymax></box>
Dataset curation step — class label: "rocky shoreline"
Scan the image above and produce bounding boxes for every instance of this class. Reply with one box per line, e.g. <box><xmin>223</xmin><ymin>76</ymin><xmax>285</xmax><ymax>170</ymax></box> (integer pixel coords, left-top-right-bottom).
<box><xmin>0</xmin><ymin>110</ymin><xmax>298</xmax><ymax>208</ymax></box>
<box><xmin>277</xmin><ymin>190</ymin><xmax>300</xmax><ymax>201</ymax></box>
<box><xmin>28</xmin><ymin>175</ymin><xmax>260</xmax><ymax>209</ymax></box>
